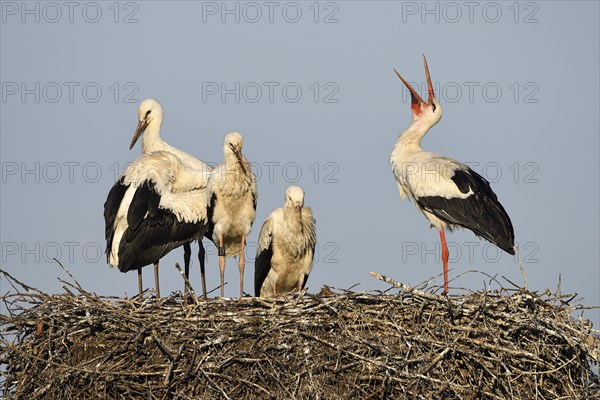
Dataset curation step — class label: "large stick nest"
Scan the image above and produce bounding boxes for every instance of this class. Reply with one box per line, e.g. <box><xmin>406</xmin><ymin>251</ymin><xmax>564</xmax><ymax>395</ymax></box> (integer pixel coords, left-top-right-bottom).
<box><xmin>1</xmin><ymin>269</ymin><xmax>599</xmax><ymax>399</ymax></box>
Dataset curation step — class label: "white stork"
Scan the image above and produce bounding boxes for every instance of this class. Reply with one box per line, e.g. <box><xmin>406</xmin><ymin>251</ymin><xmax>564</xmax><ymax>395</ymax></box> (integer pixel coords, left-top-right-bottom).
<box><xmin>207</xmin><ymin>132</ymin><xmax>257</xmax><ymax>298</ymax></box>
<box><xmin>129</xmin><ymin>99</ymin><xmax>213</xmax><ymax>297</ymax></box>
<box><xmin>254</xmin><ymin>186</ymin><xmax>317</xmax><ymax>298</ymax></box>
<box><xmin>390</xmin><ymin>55</ymin><xmax>515</xmax><ymax>293</ymax></box>
<box><xmin>104</xmin><ymin>151</ymin><xmax>209</xmax><ymax>297</ymax></box>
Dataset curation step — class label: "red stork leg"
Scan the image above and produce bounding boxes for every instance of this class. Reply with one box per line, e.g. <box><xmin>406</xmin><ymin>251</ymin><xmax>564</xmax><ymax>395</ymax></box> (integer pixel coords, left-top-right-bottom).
<box><xmin>154</xmin><ymin>261</ymin><xmax>160</xmax><ymax>298</ymax></box>
<box><xmin>438</xmin><ymin>228</ymin><xmax>449</xmax><ymax>293</ymax></box>
<box><xmin>238</xmin><ymin>234</ymin><xmax>245</xmax><ymax>299</ymax></box>
<box><xmin>219</xmin><ymin>234</ymin><xmax>225</xmax><ymax>298</ymax></box>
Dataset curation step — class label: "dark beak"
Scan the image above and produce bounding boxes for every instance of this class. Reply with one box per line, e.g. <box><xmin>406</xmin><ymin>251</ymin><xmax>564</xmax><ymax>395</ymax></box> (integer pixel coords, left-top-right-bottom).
<box><xmin>235</xmin><ymin>149</ymin><xmax>247</xmax><ymax>174</ymax></box>
<box><xmin>129</xmin><ymin>120</ymin><xmax>148</xmax><ymax>150</ymax></box>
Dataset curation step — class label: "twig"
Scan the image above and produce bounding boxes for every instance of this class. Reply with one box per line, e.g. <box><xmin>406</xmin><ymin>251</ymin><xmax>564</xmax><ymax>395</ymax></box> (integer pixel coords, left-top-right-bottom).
<box><xmin>174</xmin><ymin>262</ymin><xmax>197</xmax><ymax>304</ymax></box>
<box><xmin>1</xmin><ymin>271</ymin><xmax>597</xmax><ymax>399</ymax></box>
<box><xmin>369</xmin><ymin>272</ymin><xmax>447</xmax><ymax>303</ymax></box>
<box><xmin>53</xmin><ymin>258</ymin><xmax>88</xmax><ymax>295</ymax></box>
<box><xmin>514</xmin><ymin>245</ymin><xmax>528</xmax><ymax>290</ymax></box>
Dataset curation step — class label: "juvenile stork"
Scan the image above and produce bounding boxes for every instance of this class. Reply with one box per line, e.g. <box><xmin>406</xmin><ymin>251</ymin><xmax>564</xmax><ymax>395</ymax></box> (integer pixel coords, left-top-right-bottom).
<box><xmin>104</xmin><ymin>151</ymin><xmax>209</xmax><ymax>297</ymax></box>
<box><xmin>254</xmin><ymin>186</ymin><xmax>317</xmax><ymax>298</ymax></box>
<box><xmin>129</xmin><ymin>99</ymin><xmax>212</xmax><ymax>297</ymax></box>
<box><xmin>390</xmin><ymin>55</ymin><xmax>515</xmax><ymax>293</ymax></box>
<box><xmin>207</xmin><ymin>132</ymin><xmax>257</xmax><ymax>298</ymax></box>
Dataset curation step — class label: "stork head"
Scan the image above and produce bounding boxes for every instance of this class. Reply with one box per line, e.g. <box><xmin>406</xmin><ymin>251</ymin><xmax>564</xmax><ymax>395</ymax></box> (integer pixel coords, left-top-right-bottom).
<box><xmin>223</xmin><ymin>131</ymin><xmax>244</xmax><ymax>158</ymax></box>
<box><xmin>129</xmin><ymin>99</ymin><xmax>163</xmax><ymax>150</ymax></box>
<box><xmin>285</xmin><ymin>185</ymin><xmax>305</xmax><ymax>213</ymax></box>
<box><xmin>394</xmin><ymin>55</ymin><xmax>442</xmax><ymax>126</ymax></box>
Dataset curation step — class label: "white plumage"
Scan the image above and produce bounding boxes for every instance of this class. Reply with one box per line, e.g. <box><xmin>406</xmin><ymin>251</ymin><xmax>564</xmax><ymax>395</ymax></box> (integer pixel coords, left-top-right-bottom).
<box><xmin>391</xmin><ymin>152</ymin><xmax>475</xmax><ymax>230</ymax></box>
<box><xmin>127</xmin><ymin>98</ymin><xmax>212</xmax><ymax>297</ymax></box>
<box><xmin>109</xmin><ymin>152</ymin><xmax>208</xmax><ymax>265</ymax></box>
<box><xmin>207</xmin><ymin>131</ymin><xmax>258</xmax><ymax>298</ymax></box>
<box><xmin>254</xmin><ymin>186</ymin><xmax>317</xmax><ymax>298</ymax></box>
<box><xmin>104</xmin><ymin>150</ymin><xmax>209</xmax><ymax>297</ymax></box>
<box><xmin>130</xmin><ymin>99</ymin><xmax>212</xmax><ymax>177</ymax></box>
<box><xmin>390</xmin><ymin>56</ymin><xmax>515</xmax><ymax>293</ymax></box>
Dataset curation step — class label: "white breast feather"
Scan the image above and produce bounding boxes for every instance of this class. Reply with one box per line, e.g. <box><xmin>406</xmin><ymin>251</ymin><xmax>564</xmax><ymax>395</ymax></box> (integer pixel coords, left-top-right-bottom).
<box><xmin>207</xmin><ymin>160</ymin><xmax>258</xmax><ymax>251</ymax></box>
<box><xmin>393</xmin><ymin>152</ymin><xmax>472</xmax><ymax>202</ymax></box>
<box><xmin>110</xmin><ymin>151</ymin><xmax>209</xmax><ymax>265</ymax></box>
<box><xmin>258</xmin><ymin>207</ymin><xmax>317</xmax><ymax>296</ymax></box>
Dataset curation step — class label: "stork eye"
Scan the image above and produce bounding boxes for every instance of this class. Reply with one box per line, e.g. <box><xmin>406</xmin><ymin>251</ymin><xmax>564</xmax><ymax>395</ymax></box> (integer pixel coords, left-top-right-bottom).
<box><xmin>431</xmin><ymin>102</ymin><xmax>437</xmax><ymax>113</ymax></box>
<box><xmin>145</xmin><ymin>110</ymin><xmax>151</xmax><ymax>117</ymax></box>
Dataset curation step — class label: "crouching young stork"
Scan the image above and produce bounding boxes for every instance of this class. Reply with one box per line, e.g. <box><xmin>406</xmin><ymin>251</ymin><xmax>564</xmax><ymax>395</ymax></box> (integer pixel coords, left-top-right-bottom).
<box><xmin>254</xmin><ymin>186</ymin><xmax>317</xmax><ymax>298</ymax></box>
<box><xmin>390</xmin><ymin>55</ymin><xmax>515</xmax><ymax>293</ymax></box>
<box><xmin>104</xmin><ymin>151</ymin><xmax>209</xmax><ymax>297</ymax></box>
<box><xmin>129</xmin><ymin>99</ymin><xmax>213</xmax><ymax>298</ymax></box>
<box><xmin>207</xmin><ymin>132</ymin><xmax>257</xmax><ymax>298</ymax></box>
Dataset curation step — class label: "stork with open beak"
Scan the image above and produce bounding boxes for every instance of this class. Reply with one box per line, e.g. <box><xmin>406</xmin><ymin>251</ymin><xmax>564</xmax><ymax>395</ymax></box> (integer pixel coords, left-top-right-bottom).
<box><xmin>390</xmin><ymin>55</ymin><xmax>515</xmax><ymax>293</ymax></box>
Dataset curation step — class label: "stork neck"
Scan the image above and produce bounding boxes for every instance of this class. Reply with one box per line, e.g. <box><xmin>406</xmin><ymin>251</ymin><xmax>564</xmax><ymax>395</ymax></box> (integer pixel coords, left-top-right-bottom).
<box><xmin>141</xmin><ymin>120</ymin><xmax>164</xmax><ymax>153</ymax></box>
<box><xmin>283</xmin><ymin>207</ymin><xmax>303</xmax><ymax>230</ymax></box>
<box><xmin>397</xmin><ymin>119</ymin><xmax>432</xmax><ymax>150</ymax></box>
<box><xmin>224</xmin><ymin>152</ymin><xmax>238</xmax><ymax>167</ymax></box>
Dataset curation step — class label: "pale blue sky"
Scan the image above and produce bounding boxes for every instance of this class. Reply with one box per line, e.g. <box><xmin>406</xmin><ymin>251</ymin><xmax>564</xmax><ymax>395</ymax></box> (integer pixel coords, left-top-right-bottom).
<box><xmin>1</xmin><ymin>1</ymin><xmax>598</xmax><ymax>326</ymax></box>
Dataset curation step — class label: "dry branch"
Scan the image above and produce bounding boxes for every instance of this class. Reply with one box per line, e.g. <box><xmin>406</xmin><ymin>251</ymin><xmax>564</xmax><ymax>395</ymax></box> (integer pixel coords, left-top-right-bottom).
<box><xmin>1</xmin><ymin>268</ymin><xmax>599</xmax><ymax>399</ymax></box>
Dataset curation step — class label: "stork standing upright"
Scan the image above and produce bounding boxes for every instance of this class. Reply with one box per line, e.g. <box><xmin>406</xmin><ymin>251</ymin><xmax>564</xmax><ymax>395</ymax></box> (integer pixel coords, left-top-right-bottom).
<box><xmin>128</xmin><ymin>99</ymin><xmax>212</xmax><ymax>298</ymax></box>
<box><xmin>104</xmin><ymin>151</ymin><xmax>209</xmax><ymax>297</ymax></box>
<box><xmin>390</xmin><ymin>55</ymin><xmax>515</xmax><ymax>293</ymax></box>
<box><xmin>254</xmin><ymin>186</ymin><xmax>317</xmax><ymax>298</ymax></box>
<box><xmin>207</xmin><ymin>132</ymin><xmax>257</xmax><ymax>298</ymax></box>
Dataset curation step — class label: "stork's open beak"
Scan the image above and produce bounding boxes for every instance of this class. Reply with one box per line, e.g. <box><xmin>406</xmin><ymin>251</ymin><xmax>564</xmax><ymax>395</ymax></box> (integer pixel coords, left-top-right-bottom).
<box><xmin>129</xmin><ymin>120</ymin><xmax>148</xmax><ymax>150</ymax></box>
<box><xmin>422</xmin><ymin>54</ymin><xmax>435</xmax><ymax>102</ymax></box>
<box><xmin>394</xmin><ymin>54</ymin><xmax>435</xmax><ymax>115</ymax></box>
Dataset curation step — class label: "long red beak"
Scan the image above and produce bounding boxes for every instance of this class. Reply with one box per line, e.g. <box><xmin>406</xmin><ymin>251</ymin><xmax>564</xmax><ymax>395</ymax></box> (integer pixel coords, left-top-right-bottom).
<box><xmin>422</xmin><ymin>54</ymin><xmax>435</xmax><ymax>101</ymax></box>
<box><xmin>394</xmin><ymin>54</ymin><xmax>435</xmax><ymax>115</ymax></box>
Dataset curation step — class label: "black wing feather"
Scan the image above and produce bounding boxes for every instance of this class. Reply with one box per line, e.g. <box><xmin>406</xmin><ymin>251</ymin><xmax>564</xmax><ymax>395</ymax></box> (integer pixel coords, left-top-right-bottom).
<box><xmin>127</xmin><ymin>181</ymin><xmax>160</xmax><ymax>232</ymax></box>
<box><xmin>118</xmin><ymin>209</ymin><xmax>206</xmax><ymax>272</ymax></box>
<box><xmin>103</xmin><ymin>177</ymin><xmax>128</xmax><ymax>262</ymax></box>
<box><xmin>301</xmin><ymin>274</ymin><xmax>309</xmax><ymax>290</ymax></box>
<box><xmin>254</xmin><ymin>243</ymin><xmax>273</xmax><ymax>297</ymax></box>
<box><xmin>204</xmin><ymin>193</ymin><xmax>217</xmax><ymax>243</ymax></box>
<box><xmin>112</xmin><ymin>180</ymin><xmax>207</xmax><ymax>273</ymax></box>
<box><xmin>416</xmin><ymin>168</ymin><xmax>515</xmax><ymax>254</ymax></box>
